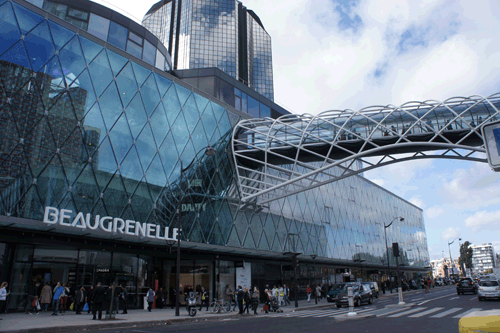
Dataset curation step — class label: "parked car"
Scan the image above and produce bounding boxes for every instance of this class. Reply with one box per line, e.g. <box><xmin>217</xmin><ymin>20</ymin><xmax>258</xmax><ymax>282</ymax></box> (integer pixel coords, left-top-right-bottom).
<box><xmin>362</xmin><ymin>282</ymin><xmax>378</xmax><ymax>298</ymax></box>
<box><xmin>478</xmin><ymin>280</ymin><xmax>500</xmax><ymax>301</ymax></box>
<box><xmin>457</xmin><ymin>277</ymin><xmax>478</xmax><ymax>295</ymax></box>
<box><xmin>335</xmin><ymin>283</ymin><xmax>373</xmax><ymax>308</ymax></box>
<box><xmin>326</xmin><ymin>283</ymin><xmax>346</xmax><ymax>302</ymax></box>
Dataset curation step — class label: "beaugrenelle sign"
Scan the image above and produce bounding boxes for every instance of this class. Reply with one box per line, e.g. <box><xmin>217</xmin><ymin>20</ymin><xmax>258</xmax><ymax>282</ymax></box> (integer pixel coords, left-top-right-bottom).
<box><xmin>43</xmin><ymin>206</ymin><xmax>178</xmax><ymax>241</ymax></box>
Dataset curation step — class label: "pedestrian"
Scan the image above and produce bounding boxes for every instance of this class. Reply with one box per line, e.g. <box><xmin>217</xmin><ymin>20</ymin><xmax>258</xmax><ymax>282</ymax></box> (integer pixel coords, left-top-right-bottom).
<box><xmin>199</xmin><ymin>287</ymin><xmax>209</xmax><ymax>311</ymax></box>
<box><xmin>52</xmin><ymin>282</ymin><xmax>64</xmax><ymax>316</ymax></box>
<box><xmin>87</xmin><ymin>285</ymin><xmax>94</xmax><ymax>314</ymax></box>
<box><xmin>237</xmin><ymin>285</ymin><xmax>244</xmax><ymax>314</ymax></box>
<box><xmin>251</xmin><ymin>287</ymin><xmax>260</xmax><ymax>315</ymax></box>
<box><xmin>59</xmin><ymin>282</ymin><xmax>70</xmax><ymax>315</ymax></box>
<box><xmin>74</xmin><ymin>286</ymin><xmax>85</xmax><ymax>314</ymax></box>
<box><xmin>315</xmin><ymin>284</ymin><xmax>321</xmax><ymax>302</ymax></box>
<box><xmin>146</xmin><ymin>287</ymin><xmax>155</xmax><ymax>311</ymax></box>
<box><xmin>40</xmin><ymin>282</ymin><xmax>52</xmax><ymax>312</ymax></box>
<box><xmin>120</xmin><ymin>284</ymin><xmax>128</xmax><ymax>314</ymax></box>
<box><xmin>225</xmin><ymin>285</ymin><xmax>233</xmax><ymax>312</ymax></box>
<box><xmin>381</xmin><ymin>281</ymin><xmax>385</xmax><ymax>295</ymax></box>
<box><xmin>283</xmin><ymin>284</ymin><xmax>290</xmax><ymax>306</ymax></box>
<box><xmin>277</xmin><ymin>285</ymin><xmax>284</xmax><ymax>306</ymax></box>
<box><xmin>306</xmin><ymin>285</ymin><xmax>312</xmax><ymax>302</ymax></box>
<box><xmin>233</xmin><ymin>286</ymin><xmax>240</xmax><ymax>312</ymax></box>
<box><xmin>156</xmin><ymin>287</ymin><xmax>164</xmax><ymax>309</ymax></box>
<box><xmin>0</xmin><ymin>282</ymin><xmax>8</xmax><ymax>319</ymax></box>
<box><xmin>426</xmin><ymin>278</ymin><xmax>431</xmax><ymax>293</ymax></box>
<box><xmin>162</xmin><ymin>288</ymin><xmax>168</xmax><ymax>310</ymax></box>
<box><xmin>25</xmin><ymin>281</ymin><xmax>40</xmax><ymax>314</ymax></box>
<box><xmin>92</xmin><ymin>282</ymin><xmax>106</xmax><ymax>320</ymax></box>
<box><xmin>243</xmin><ymin>287</ymin><xmax>250</xmax><ymax>314</ymax></box>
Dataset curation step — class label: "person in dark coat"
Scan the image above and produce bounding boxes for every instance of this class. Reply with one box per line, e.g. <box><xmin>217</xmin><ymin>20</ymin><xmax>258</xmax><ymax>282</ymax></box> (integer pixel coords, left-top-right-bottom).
<box><xmin>74</xmin><ymin>286</ymin><xmax>85</xmax><ymax>314</ymax></box>
<box><xmin>92</xmin><ymin>282</ymin><xmax>106</xmax><ymax>320</ymax></box>
<box><xmin>25</xmin><ymin>281</ymin><xmax>40</xmax><ymax>314</ymax></box>
<box><xmin>120</xmin><ymin>284</ymin><xmax>128</xmax><ymax>314</ymax></box>
<box><xmin>86</xmin><ymin>286</ymin><xmax>94</xmax><ymax>314</ymax></box>
<box><xmin>236</xmin><ymin>286</ymin><xmax>244</xmax><ymax>314</ymax></box>
<box><xmin>243</xmin><ymin>287</ymin><xmax>251</xmax><ymax>314</ymax></box>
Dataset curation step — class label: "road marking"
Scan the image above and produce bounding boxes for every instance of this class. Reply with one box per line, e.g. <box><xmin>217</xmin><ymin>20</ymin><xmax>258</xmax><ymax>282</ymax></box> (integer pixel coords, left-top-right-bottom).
<box><xmin>408</xmin><ymin>307</ymin><xmax>444</xmax><ymax>318</ymax></box>
<box><xmin>388</xmin><ymin>307</ymin><xmax>427</xmax><ymax>318</ymax></box>
<box><xmin>430</xmin><ymin>307</ymin><xmax>463</xmax><ymax>318</ymax></box>
<box><xmin>452</xmin><ymin>308</ymin><xmax>482</xmax><ymax>318</ymax></box>
<box><xmin>448</xmin><ymin>297</ymin><xmax>459</xmax><ymax>300</ymax></box>
<box><xmin>469</xmin><ymin>297</ymin><xmax>476</xmax><ymax>301</ymax></box>
<box><xmin>412</xmin><ymin>297</ymin><xmax>424</xmax><ymax>301</ymax></box>
<box><xmin>418</xmin><ymin>293</ymin><xmax>456</xmax><ymax>305</ymax></box>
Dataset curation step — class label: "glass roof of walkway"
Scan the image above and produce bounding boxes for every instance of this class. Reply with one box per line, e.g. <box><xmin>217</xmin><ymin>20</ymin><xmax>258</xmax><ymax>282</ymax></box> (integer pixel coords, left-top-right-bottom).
<box><xmin>233</xmin><ymin>93</ymin><xmax>500</xmax><ymax>204</ymax></box>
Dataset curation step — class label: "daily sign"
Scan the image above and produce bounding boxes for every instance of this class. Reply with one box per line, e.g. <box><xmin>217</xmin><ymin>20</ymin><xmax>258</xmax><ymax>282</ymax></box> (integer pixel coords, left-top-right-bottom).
<box><xmin>43</xmin><ymin>206</ymin><xmax>179</xmax><ymax>241</ymax></box>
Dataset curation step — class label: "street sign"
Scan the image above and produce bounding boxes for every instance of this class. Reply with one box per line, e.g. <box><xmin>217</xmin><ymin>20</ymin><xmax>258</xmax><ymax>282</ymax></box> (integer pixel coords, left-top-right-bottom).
<box><xmin>481</xmin><ymin>120</ymin><xmax>500</xmax><ymax>171</ymax></box>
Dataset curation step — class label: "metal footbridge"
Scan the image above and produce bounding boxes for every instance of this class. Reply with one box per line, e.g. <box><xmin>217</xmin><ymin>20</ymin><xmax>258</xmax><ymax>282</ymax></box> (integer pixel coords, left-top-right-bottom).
<box><xmin>232</xmin><ymin>93</ymin><xmax>500</xmax><ymax>204</ymax></box>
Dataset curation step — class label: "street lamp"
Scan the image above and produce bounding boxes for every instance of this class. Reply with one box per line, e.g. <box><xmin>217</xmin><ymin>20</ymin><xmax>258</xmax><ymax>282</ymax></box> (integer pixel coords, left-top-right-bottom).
<box><xmin>383</xmin><ymin>217</ymin><xmax>404</xmax><ymax>291</ymax></box>
<box><xmin>448</xmin><ymin>237</ymin><xmax>461</xmax><ymax>278</ymax></box>
<box><xmin>175</xmin><ymin>145</ymin><xmax>216</xmax><ymax>316</ymax></box>
<box><xmin>311</xmin><ymin>254</ymin><xmax>317</xmax><ymax>304</ymax></box>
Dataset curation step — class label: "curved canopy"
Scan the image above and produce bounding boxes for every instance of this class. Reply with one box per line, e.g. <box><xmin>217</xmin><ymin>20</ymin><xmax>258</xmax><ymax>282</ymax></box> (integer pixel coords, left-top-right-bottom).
<box><xmin>232</xmin><ymin>93</ymin><xmax>500</xmax><ymax>204</ymax></box>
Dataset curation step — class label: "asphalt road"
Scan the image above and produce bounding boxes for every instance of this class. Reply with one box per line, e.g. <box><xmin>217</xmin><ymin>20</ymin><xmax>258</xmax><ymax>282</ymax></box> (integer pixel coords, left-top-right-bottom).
<box><xmin>89</xmin><ymin>286</ymin><xmax>500</xmax><ymax>333</ymax></box>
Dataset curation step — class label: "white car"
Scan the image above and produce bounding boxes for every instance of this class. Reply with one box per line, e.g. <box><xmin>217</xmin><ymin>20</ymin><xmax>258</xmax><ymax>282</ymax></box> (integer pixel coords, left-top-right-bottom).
<box><xmin>477</xmin><ymin>280</ymin><xmax>500</xmax><ymax>301</ymax></box>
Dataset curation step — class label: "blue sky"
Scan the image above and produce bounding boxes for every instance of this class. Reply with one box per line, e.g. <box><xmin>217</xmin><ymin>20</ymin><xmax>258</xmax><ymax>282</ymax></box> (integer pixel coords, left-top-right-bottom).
<box><xmin>98</xmin><ymin>0</ymin><xmax>500</xmax><ymax>260</ymax></box>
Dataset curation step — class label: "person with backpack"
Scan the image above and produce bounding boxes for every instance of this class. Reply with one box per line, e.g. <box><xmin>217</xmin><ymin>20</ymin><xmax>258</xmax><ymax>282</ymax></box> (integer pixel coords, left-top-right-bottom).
<box><xmin>146</xmin><ymin>287</ymin><xmax>155</xmax><ymax>312</ymax></box>
<box><xmin>199</xmin><ymin>287</ymin><xmax>208</xmax><ymax>311</ymax></box>
<box><xmin>120</xmin><ymin>284</ymin><xmax>128</xmax><ymax>314</ymax></box>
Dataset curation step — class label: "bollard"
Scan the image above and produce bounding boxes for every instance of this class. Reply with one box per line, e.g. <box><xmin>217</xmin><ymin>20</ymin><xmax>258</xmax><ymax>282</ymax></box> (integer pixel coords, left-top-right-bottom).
<box><xmin>347</xmin><ymin>286</ymin><xmax>357</xmax><ymax>317</ymax></box>
<box><xmin>398</xmin><ymin>286</ymin><xmax>405</xmax><ymax>305</ymax></box>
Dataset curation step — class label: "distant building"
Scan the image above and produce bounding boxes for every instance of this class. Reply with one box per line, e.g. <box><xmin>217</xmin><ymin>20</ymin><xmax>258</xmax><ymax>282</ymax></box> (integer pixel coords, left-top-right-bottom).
<box><xmin>471</xmin><ymin>243</ymin><xmax>497</xmax><ymax>275</ymax></box>
<box><xmin>142</xmin><ymin>0</ymin><xmax>274</xmax><ymax>100</ymax></box>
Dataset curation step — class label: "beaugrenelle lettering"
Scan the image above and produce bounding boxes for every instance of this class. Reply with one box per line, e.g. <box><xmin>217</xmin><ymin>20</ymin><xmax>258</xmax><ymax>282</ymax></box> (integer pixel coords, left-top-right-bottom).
<box><xmin>43</xmin><ymin>206</ymin><xmax>178</xmax><ymax>241</ymax></box>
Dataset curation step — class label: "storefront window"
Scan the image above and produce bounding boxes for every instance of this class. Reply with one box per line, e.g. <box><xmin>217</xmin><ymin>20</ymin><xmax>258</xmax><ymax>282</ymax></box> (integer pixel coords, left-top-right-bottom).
<box><xmin>217</xmin><ymin>260</ymin><xmax>234</xmax><ymax>299</ymax></box>
<box><xmin>79</xmin><ymin>250</ymin><xmax>111</xmax><ymax>285</ymax></box>
<box><xmin>194</xmin><ymin>261</ymin><xmax>213</xmax><ymax>300</ymax></box>
<box><xmin>0</xmin><ymin>243</ymin><xmax>12</xmax><ymax>284</ymax></box>
<box><xmin>15</xmin><ymin>245</ymin><xmax>33</xmax><ymax>262</ymax></box>
<box><xmin>9</xmin><ymin>262</ymin><xmax>31</xmax><ymax>310</ymax></box>
<box><xmin>137</xmin><ymin>255</ymin><xmax>153</xmax><ymax>308</ymax></box>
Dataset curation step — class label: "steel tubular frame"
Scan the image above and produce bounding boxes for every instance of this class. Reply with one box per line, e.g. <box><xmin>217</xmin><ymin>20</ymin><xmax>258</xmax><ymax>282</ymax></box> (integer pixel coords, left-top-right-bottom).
<box><xmin>232</xmin><ymin>93</ymin><xmax>500</xmax><ymax>204</ymax></box>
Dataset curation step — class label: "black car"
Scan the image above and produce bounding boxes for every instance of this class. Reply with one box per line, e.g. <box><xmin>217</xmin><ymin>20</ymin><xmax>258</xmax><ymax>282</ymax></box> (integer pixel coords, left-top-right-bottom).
<box><xmin>457</xmin><ymin>277</ymin><xmax>478</xmax><ymax>295</ymax></box>
<box><xmin>336</xmin><ymin>283</ymin><xmax>373</xmax><ymax>308</ymax></box>
<box><xmin>326</xmin><ymin>283</ymin><xmax>345</xmax><ymax>303</ymax></box>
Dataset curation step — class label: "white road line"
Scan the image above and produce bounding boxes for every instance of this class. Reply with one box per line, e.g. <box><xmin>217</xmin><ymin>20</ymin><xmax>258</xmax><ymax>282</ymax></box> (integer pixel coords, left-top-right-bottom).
<box><xmin>387</xmin><ymin>307</ymin><xmax>427</xmax><ymax>318</ymax></box>
<box><xmin>448</xmin><ymin>297</ymin><xmax>459</xmax><ymax>300</ymax></box>
<box><xmin>452</xmin><ymin>308</ymin><xmax>482</xmax><ymax>318</ymax></box>
<box><xmin>411</xmin><ymin>297</ymin><xmax>424</xmax><ymax>301</ymax></box>
<box><xmin>418</xmin><ymin>293</ymin><xmax>456</xmax><ymax>305</ymax></box>
<box><xmin>429</xmin><ymin>308</ymin><xmax>463</xmax><ymax>318</ymax></box>
<box><xmin>469</xmin><ymin>297</ymin><xmax>476</xmax><ymax>301</ymax></box>
<box><xmin>408</xmin><ymin>307</ymin><xmax>444</xmax><ymax>318</ymax></box>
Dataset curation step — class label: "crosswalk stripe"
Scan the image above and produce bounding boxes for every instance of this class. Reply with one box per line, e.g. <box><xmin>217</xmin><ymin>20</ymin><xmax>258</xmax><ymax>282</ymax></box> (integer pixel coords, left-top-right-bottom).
<box><xmin>387</xmin><ymin>307</ymin><xmax>427</xmax><ymax>318</ymax></box>
<box><xmin>408</xmin><ymin>307</ymin><xmax>444</xmax><ymax>318</ymax></box>
<box><xmin>412</xmin><ymin>297</ymin><xmax>424</xmax><ymax>301</ymax></box>
<box><xmin>429</xmin><ymin>307</ymin><xmax>462</xmax><ymax>318</ymax></box>
<box><xmin>452</xmin><ymin>308</ymin><xmax>481</xmax><ymax>318</ymax></box>
<box><xmin>271</xmin><ymin>307</ymin><xmax>378</xmax><ymax>318</ymax></box>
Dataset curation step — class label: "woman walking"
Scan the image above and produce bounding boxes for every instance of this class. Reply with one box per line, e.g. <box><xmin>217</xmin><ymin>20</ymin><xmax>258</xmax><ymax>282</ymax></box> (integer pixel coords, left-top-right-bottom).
<box><xmin>0</xmin><ymin>282</ymin><xmax>9</xmax><ymax>319</ymax></box>
<box><xmin>199</xmin><ymin>287</ymin><xmax>209</xmax><ymax>311</ymax></box>
<box><xmin>251</xmin><ymin>287</ymin><xmax>260</xmax><ymax>315</ymax></box>
<box><xmin>243</xmin><ymin>287</ymin><xmax>250</xmax><ymax>314</ymax></box>
<box><xmin>40</xmin><ymin>282</ymin><xmax>52</xmax><ymax>312</ymax></box>
<box><xmin>306</xmin><ymin>285</ymin><xmax>312</xmax><ymax>303</ymax></box>
<box><xmin>59</xmin><ymin>282</ymin><xmax>70</xmax><ymax>315</ymax></box>
<box><xmin>146</xmin><ymin>287</ymin><xmax>155</xmax><ymax>311</ymax></box>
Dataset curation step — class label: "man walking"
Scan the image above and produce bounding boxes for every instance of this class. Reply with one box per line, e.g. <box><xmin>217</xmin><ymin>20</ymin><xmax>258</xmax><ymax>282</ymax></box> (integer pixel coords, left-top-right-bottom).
<box><xmin>283</xmin><ymin>284</ymin><xmax>290</xmax><ymax>306</ymax></box>
<box><xmin>120</xmin><ymin>284</ymin><xmax>128</xmax><ymax>314</ymax></box>
<box><xmin>92</xmin><ymin>282</ymin><xmax>106</xmax><ymax>320</ymax></box>
<box><xmin>237</xmin><ymin>286</ymin><xmax>244</xmax><ymax>314</ymax></box>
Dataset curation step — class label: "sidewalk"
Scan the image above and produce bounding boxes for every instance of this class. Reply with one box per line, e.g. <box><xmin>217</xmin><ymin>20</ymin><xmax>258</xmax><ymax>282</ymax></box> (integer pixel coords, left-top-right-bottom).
<box><xmin>0</xmin><ymin>287</ymin><xmax>447</xmax><ymax>333</ymax></box>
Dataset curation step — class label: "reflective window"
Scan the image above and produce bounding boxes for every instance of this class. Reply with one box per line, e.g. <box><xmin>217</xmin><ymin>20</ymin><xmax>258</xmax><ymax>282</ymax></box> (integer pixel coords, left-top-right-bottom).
<box><xmin>260</xmin><ymin>103</ymin><xmax>271</xmax><ymax>118</ymax></box>
<box><xmin>248</xmin><ymin>96</ymin><xmax>259</xmax><ymax>118</ymax></box>
<box><xmin>108</xmin><ymin>21</ymin><xmax>128</xmax><ymax>50</ymax></box>
<box><xmin>127</xmin><ymin>39</ymin><xmax>143</xmax><ymax>59</ymax></box>
<box><xmin>142</xmin><ymin>39</ymin><xmax>156</xmax><ymax>66</ymax></box>
<box><xmin>88</xmin><ymin>14</ymin><xmax>110</xmax><ymax>41</ymax></box>
<box><xmin>156</xmin><ymin>49</ymin><xmax>165</xmax><ymax>70</ymax></box>
<box><xmin>43</xmin><ymin>1</ymin><xmax>89</xmax><ymax>30</ymax></box>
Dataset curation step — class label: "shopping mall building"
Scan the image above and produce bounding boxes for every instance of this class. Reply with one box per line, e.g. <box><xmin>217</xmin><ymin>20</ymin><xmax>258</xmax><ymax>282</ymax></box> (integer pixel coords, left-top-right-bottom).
<box><xmin>0</xmin><ymin>0</ymin><xmax>430</xmax><ymax>310</ymax></box>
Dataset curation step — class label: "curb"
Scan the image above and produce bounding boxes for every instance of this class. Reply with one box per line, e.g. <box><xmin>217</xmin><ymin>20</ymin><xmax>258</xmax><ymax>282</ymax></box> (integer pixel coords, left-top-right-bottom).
<box><xmin>3</xmin><ymin>313</ymin><xmax>244</xmax><ymax>333</ymax></box>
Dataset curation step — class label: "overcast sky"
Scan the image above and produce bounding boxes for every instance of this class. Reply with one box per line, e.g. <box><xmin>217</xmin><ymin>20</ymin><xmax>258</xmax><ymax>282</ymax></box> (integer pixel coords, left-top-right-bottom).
<box><xmin>95</xmin><ymin>0</ymin><xmax>500</xmax><ymax>261</ymax></box>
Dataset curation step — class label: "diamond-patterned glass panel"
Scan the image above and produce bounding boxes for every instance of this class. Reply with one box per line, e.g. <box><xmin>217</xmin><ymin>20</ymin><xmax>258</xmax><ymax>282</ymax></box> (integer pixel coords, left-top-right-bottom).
<box><xmin>0</xmin><ymin>2</ymin><xmax>428</xmax><ymax>270</ymax></box>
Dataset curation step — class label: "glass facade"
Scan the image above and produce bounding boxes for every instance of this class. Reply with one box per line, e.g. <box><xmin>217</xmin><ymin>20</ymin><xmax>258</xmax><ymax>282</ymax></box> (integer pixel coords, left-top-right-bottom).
<box><xmin>0</xmin><ymin>0</ymin><xmax>428</xmax><ymax>285</ymax></box>
<box><xmin>143</xmin><ymin>0</ymin><xmax>274</xmax><ymax>101</ymax></box>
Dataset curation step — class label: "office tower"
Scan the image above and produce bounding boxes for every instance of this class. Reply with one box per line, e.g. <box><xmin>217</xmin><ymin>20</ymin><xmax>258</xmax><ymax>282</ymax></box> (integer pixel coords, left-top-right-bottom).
<box><xmin>143</xmin><ymin>0</ymin><xmax>274</xmax><ymax>100</ymax></box>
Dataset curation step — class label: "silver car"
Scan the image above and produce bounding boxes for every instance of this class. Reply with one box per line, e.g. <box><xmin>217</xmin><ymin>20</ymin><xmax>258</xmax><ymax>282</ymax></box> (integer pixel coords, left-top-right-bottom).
<box><xmin>478</xmin><ymin>280</ymin><xmax>500</xmax><ymax>301</ymax></box>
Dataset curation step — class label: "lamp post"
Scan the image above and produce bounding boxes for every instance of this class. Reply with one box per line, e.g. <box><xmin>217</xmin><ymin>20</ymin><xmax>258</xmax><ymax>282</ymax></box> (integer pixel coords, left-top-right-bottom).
<box><xmin>175</xmin><ymin>145</ymin><xmax>216</xmax><ymax>317</ymax></box>
<box><xmin>383</xmin><ymin>217</ymin><xmax>404</xmax><ymax>292</ymax></box>
<box><xmin>448</xmin><ymin>237</ymin><xmax>461</xmax><ymax>278</ymax></box>
<box><xmin>311</xmin><ymin>254</ymin><xmax>317</xmax><ymax>304</ymax></box>
<box><xmin>284</xmin><ymin>233</ymin><xmax>301</xmax><ymax>308</ymax></box>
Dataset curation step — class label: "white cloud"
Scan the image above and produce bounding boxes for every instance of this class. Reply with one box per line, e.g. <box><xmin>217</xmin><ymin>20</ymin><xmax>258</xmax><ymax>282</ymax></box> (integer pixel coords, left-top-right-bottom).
<box><xmin>409</xmin><ymin>196</ymin><xmax>425</xmax><ymax>209</ymax></box>
<box><xmin>426</xmin><ymin>206</ymin><xmax>446</xmax><ymax>219</ymax></box>
<box><xmin>465</xmin><ymin>211</ymin><xmax>500</xmax><ymax>233</ymax></box>
<box><xmin>441</xmin><ymin>227</ymin><xmax>460</xmax><ymax>241</ymax></box>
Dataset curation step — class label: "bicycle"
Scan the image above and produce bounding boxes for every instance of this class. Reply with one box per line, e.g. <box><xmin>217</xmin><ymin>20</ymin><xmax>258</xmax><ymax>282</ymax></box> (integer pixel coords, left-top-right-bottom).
<box><xmin>209</xmin><ymin>299</ymin><xmax>229</xmax><ymax>314</ymax></box>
